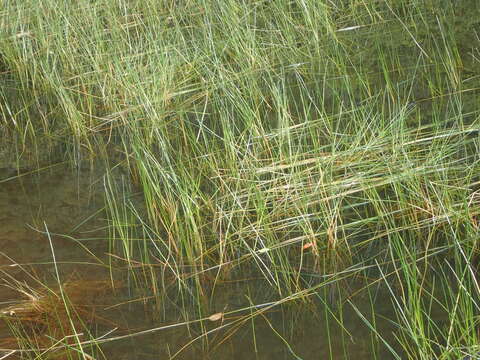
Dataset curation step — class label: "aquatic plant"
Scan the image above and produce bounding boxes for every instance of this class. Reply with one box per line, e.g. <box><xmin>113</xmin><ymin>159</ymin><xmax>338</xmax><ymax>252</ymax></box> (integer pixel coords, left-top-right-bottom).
<box><xmin>1</xmin><ymin>0</ymin><xmax>479</xmax><ymax>358</ymax></box>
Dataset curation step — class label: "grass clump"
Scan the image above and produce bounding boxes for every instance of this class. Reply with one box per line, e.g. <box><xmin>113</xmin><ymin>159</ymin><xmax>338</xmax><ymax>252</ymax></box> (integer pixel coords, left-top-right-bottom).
<box><xmin>1</xmin><ymin>0</ymin><xmax>480</xmax><ymax>358</ymax></box>
<box><xmin>0</xmin><ymin>272</ymin><xmax>119</xmax><ymax>360</ymax></box>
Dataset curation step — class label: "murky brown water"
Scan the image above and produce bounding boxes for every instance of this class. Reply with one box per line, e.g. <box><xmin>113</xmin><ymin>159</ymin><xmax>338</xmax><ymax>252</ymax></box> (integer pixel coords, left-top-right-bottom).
<box><xmin>0</xmin><ymin>166</ymin><xmax>399</xmax><ymax>360</ymax></box>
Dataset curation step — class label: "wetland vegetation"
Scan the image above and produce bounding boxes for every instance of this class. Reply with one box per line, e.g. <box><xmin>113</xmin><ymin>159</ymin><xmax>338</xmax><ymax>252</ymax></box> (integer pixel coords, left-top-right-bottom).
<box><xmin>0</xmin><ymin>0</ymin><xmax>479</xmax><ymax>359</ymax></box>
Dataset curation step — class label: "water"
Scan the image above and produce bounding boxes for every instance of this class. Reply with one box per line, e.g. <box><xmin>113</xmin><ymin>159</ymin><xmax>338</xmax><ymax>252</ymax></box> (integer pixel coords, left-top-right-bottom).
<box><xmin>0</xmin><ymin>165</ymin><xmax>402</xmax><ymax>359</ymax></box>
<box><xmin>1</xmin><ymin>1</ymin><xmax>479</xmax><ymax>357</ymax></box>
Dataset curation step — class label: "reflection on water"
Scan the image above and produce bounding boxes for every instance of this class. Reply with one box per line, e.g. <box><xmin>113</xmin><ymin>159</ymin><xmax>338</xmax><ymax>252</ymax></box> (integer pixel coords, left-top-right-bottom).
<box><xmin>0</xmin><ymin>166</ymin><xmax>398</xmax><ymax>359</ymax></box>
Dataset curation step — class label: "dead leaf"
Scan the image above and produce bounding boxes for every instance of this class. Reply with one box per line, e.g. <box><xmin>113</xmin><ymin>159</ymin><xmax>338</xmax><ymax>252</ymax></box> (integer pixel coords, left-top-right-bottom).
<box><xmin>302</xmin><ymin>242</ymin><xmax>314</xmax><ymax>250</ymax></box>
<box><xmin>208</xmin><ymin>312</ymin><xmax>224</xmax><ymax>322</ymax></box>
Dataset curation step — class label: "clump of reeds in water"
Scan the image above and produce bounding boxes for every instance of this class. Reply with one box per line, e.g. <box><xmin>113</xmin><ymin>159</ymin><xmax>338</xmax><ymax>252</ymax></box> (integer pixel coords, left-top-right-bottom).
<box><xmin>0</xmin><ymin>277</ymin><xmax>120</xmax><ymax>359</ymax></box>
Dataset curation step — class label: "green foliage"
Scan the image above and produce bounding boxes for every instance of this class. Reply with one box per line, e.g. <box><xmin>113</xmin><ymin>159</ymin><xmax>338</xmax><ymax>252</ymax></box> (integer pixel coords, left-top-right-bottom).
<box><xmin>1</xmin><ymin>0</ymin><xmax>480</xmax><ymax>358</ymax></box>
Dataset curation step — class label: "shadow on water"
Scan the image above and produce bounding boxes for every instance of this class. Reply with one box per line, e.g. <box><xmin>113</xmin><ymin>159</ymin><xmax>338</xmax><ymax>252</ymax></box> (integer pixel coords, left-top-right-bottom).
<box><xmin>0</xmin><ymin>165</ymin><xmax>420</xmax><ymax>359</ymax></box>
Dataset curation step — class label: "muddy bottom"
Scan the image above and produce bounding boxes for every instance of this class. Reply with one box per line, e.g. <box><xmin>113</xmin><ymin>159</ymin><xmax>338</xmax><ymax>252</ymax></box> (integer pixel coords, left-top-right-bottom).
<box><xmin>0</xmin><ymin>166</ymin><xmax>400</xmax><ymax>360</ymax></box>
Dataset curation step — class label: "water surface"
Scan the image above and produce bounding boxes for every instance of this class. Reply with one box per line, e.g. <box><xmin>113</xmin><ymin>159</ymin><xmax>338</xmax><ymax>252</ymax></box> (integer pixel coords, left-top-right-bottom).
<box><xmin>0</xmin><ymin>165</ymin><xmax>402</xmax><ymax>359</ymax></box>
